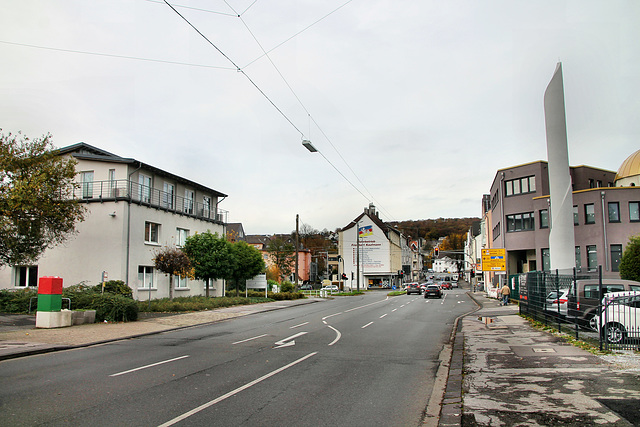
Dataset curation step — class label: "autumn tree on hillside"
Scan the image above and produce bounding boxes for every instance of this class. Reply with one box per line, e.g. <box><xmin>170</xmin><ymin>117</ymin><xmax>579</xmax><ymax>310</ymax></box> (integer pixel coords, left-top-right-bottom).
<box><xmin>440</xmin><ymin>233</ymin><xmax>467</xmax><ymax>251</ymax></box>
<box><xmin>153</xmin><ymin>246</ymin><xmax>194</xmax><ymax>300</ymax></box>
<box><xmin>0</xmin><ymin>130</ymin><xmax>86</xmax><ymax>266</ymax></box>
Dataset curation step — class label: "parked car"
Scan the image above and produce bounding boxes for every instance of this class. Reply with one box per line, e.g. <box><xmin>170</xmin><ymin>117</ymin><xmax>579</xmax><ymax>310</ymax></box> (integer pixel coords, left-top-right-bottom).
<box><xmin>567</xmin><ymin>279</ymin><xmax>640</xmax><ymax>329</ymax></box>
<box><xmin>440</xmin><ymin>282</ymin><xmax>452</xmax><ymax>290</ymax></box>
<box><xmin>596</xmin><ymin>294</ymin><xmax>640</xmax><ymax>344</ymax></box>
<box><xmin>406</xmin><ymin>283</ymin><xmax>421</xmax><ymax>295</ymax></box>
<box><xmin>299</xmin><ymin>284</ymin><xmax>313</xmax><ymax>291</ymax></box>
<box><xmin>544</xmin><ymin>289</ymin><xmax>570</xmax><ymax>317</ymax></box>
<box><xmin>424</xmin><ymin>284</ymin><xmax>442</xmax><ymax>299</ymax></box>
<box><xmin>322</xmin><ymin>285</ymin><xmax>339</xmax><ymax>293</ymax></box>
<box><xmin>591</xmin><ymin>290</ymin><xmax>640</xmax><ymax>331</ymax></box>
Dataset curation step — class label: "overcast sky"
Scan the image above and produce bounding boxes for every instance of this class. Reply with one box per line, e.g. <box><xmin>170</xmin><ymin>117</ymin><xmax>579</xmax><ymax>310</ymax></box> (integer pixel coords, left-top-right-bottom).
<box><xmin>2</xmin><ymin>1</ymin><xmax>638</xmax><ymax>234</ymax></box>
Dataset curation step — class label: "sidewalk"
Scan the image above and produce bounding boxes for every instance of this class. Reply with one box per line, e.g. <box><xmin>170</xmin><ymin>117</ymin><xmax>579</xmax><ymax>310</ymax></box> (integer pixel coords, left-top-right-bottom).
<box><xmin>0</xmin><ymin>298</ymin><xmax>321</xmax><ymax>360</ymax></box>
<box><xmin>440</xmin><ymin>291</ymin><xmax>640</xmax><ymax>427</ymax></box>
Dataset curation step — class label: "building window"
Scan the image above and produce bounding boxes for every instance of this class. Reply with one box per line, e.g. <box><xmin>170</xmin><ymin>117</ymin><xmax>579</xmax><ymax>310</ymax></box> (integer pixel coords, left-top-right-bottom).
<box><xmin>589</xmin><ymin>179</ymin><xmax>595</xmax><ymax>188</ymax></box>
<box><xmin>203</xmin><ymin>196</ymin><xmax>211</xmax><ymax>218</ymax></box>
<box><xmin>584</xmin><ymin>204</ymin><xmax>595</xmax><ymax>224</ymax></box>
<box><xmin>139</xmin><ymin>174</ymin><xmax>152</xmax><ymax>203</ymax></box>
<box><xmin>492</xmin><ymin>222</ymin><xmax>500</xmax><ymax>240</ymax></box>
<box><xmin>173</xmin><ymin>275</ymin><xmax>188</xmax><ymax>289</ymax></box>
<box><xmin>587</xmin><ymin>245</ymin><xmax>597</xmax><ymax>272</ymax></box>
<box><xmin>630</xmin><ymin>202</ymin><xmax>640</xmax><ymax>222</ymax></box>
<box><xmin>611</xmin><ymin>244</ymin><xmax>622</xmax><ymax>272</ymax></box>
<box><xmin>163</xmin><ymin>182</ymin><xmax>174</xmax><ymax>209</ymax></box>
<box><xmin>177</xmin><ymin>228</ymin><xmax>189</xmax><ymax>247</ymax></box>
<box><xmin>506</xmin><ymin>212</ymin><xmax>535</xmax><ymax>232</ymax></box>
<box><xmin>541</xmin><ymin>248</ymin><xmax>550</xmax><ymax>271</ymax></box>
<box><xmin>575</xmin><ymin>246</ymin><xmax>581</xmax><ymax>272</ymax></box>
<box><xmin>138</xmin><ymin>266</ymin><xmax>154</xmax><ymax>288</ymax></box>
<box><xmin>504</xmin><ymin>176</ymin><xmax>536</xmax><ymax>197</ymax></box>
<box><xmin>573</xmin><ymin>205</ymin><xmax>579</xmax><ymax>225</ymax></box>
<box><xmin>108</xmin><ymin>169</ymin><xmax>117</xmax><ymax>197</ymax></box>
<box><xmin>607</xmin><ymin>202</ymin><xmax>620</xmax><ymax>223</ymax></box>
<box><xmin>81</xmin><ymin>171</ymin><xmax>94</xmax><ymax>199</ymax></box>
<box><xmin>539</xmin><ymin>209</ymin><xmax>549</xmax><ymax>229</ymax></box>
<box><xmin>184</xmin><ymin>189</ymin><xmax>194</xmax><ymax>214</ymax></box>
<box><xmin>14</xmin><ymin>266</ymin><xmax>38</xmax><ymax>287</ymax></box>
<box><xmin>145</xmin><ymin>222</ymin><xmax>159</xmax><ymax>244</ymax></box>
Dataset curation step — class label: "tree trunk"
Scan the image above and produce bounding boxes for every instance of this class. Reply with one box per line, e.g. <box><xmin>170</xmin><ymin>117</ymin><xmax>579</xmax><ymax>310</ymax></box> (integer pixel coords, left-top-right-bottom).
<box><xmin>205</xmin><ymin>278</ymin><xmax>210</xmax><ymax>298</ymax></box>
<box><xmin>169</xmin><ymin>275</ymin><xmax>174</xmax><ymax>300</ymax></box>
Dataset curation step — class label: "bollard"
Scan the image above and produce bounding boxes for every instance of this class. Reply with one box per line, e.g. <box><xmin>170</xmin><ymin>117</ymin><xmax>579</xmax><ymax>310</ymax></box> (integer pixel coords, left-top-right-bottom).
<box><xmin>35</xmin><ymin>277</ymin><xmax>72</xmax><ymax>328</ymax></box>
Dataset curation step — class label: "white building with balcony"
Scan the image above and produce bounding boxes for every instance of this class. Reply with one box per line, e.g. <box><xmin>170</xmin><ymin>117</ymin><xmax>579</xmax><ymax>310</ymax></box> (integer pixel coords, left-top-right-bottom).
<box><xmin>0</xmin><ymin>143</ymin><xmax>228</xmax><ymax>300</ymax></box>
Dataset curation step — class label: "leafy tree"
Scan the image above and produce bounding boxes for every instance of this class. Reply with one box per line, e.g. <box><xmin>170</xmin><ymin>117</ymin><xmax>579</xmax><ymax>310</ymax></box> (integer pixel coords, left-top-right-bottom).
<box><xmin>266</xmin><ymin>237</ymin><xmax>295</xmax><ymax>282</ymax></box>
<box><xmin>182</xmin><ymin>231</ymin><xmax>232</xmax><ymax>297</ymax></box>
<box><xmin>229</xmin><ymin>241</ymin><xmax>265</xmax><ymax>297</ymax></box>
<box><xmin>619</xmin><ymin>235</ymin><xmax>640</xmax><ymax>282</ymax></box>
<box><xmin>0</xmin><ymin>130</ymin><xmax>86</xmax><ymax>266</ymax></box>
<box><xmin>153</xmin><ymin>246</ymin><xmax>194</xmax><ymax>300</ymax></box>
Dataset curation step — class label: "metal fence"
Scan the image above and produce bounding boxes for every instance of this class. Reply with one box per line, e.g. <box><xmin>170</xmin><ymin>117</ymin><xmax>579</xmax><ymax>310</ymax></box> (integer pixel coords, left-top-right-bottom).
<box><xmin>518</xmin><ymin>268</ymin><xmax>640</xmax><ymax>351</ymax></box>
<box><xmin>72</xmin><ymin>179</ymin><xmax>228</xmax><ymax>224</ymax></box>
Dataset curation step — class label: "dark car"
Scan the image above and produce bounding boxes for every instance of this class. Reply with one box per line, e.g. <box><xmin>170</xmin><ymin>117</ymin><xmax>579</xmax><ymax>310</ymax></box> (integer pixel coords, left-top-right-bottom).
<box><xmin>406</xmin><ymin>283</ymin><xmax>421</xmax><ymax>295</ymax></box>
<box><xmin>424</xmin><ymin>284</ymin><xmax>442</xmax><ymax>299</ymax></box>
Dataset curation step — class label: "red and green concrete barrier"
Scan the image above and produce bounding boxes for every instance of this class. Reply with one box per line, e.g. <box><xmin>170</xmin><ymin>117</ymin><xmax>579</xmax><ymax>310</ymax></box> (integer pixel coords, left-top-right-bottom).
<box><xmin>35</xmin><ymin>277</ymin><xmax>72</xmax><ymax>328</ymax></box>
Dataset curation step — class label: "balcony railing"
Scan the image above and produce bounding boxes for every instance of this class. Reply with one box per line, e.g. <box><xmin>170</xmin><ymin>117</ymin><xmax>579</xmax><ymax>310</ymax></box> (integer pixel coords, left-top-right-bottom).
<box><xmin>74</xmin><ymin>179</ymin><xmax>227</xmax><ymax>224</ymax></box>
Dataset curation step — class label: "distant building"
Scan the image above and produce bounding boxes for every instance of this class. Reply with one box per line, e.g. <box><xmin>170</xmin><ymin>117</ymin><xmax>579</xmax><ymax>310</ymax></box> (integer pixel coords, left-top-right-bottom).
<box><xmin>226</xmin><ymin>223</ymin><xmax>246</xmax><ymax>242</ymax></box>
<box><xmin>245</xmin><ymin>234</ymin><xmax>311</xmax><ymax>283</ymax></box>
<box><xmin>1</xmin><ymin>143</ymin><xmax>228</xmax><ymax>299</ymax></box>
<box><xmin>338</xmin><ymin>204</ymin><xmax>411</xmax><ymax>289</ymax></box>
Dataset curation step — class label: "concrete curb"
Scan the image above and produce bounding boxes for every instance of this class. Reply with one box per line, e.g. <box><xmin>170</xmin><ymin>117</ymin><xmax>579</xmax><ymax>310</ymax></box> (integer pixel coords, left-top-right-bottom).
<box><xmin>437</xmin><ymin>292</ymin><xmax>483</xmax><ymax>427</ymax></box>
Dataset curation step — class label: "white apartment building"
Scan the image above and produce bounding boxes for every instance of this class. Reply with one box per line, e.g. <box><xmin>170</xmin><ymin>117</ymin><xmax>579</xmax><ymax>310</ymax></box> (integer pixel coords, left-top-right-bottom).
<box><xmin>0</xmin><ymin>143</ymin><xmax>228</xmax><ymax>300</ymax></box>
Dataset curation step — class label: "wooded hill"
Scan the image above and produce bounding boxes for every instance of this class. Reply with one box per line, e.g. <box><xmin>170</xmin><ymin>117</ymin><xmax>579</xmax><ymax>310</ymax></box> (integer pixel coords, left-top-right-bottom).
<box><xmin>389</xmin><ymin>218</ymin><xmax>480</xmax><ymax>242</ymax></box>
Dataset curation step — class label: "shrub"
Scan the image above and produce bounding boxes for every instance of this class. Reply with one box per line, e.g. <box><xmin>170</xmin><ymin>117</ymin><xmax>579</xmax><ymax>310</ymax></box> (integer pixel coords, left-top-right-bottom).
<box><xmin>267</xmin><ymin>291</ymin><xmax>305</xmax><ymax>301</ymax></box>
<box><xmin>93</xmin><ymin>280</ymin><xmax>133</xmax><ymax>298</ymax></box>
<box><xmin>280</xmin><ymin>281</ymin><xmax>294</xmax><ymax>293</ymax></box>
<box><xmin>0</xmin><ymin>288</ymin><xmax>38</xmax><ymax>313</ymax></box>
<box><xmin>94</xmin><ymin>294</ymin><xmax>138</xmax><ymax>322</ymax></box>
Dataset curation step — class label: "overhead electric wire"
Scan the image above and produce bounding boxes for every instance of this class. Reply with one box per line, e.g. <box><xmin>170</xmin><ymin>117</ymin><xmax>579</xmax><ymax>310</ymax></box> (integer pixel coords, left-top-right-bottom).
<box><xmin>144</xmin><ymin>0</ymin><xmax>236</xmax><ymax>16</ymax></box>
<box><xmin>0</xmin><ymin>40</ymin><xmax>235</xmax><ymax>70</ymax></box>
<box><xmin>162</xmin><ymin>0</ymin><xmax>394</xmax><ymax>220</ymax></box>
<box><xmin>242</xmin><ymin>0</ymin><xmax>355</xmax><ymax>70</ymax></box>
<box><xmin>162</xmin><ymin>0</ymin><xmax>305</xmax><ymax>138</ymax></box>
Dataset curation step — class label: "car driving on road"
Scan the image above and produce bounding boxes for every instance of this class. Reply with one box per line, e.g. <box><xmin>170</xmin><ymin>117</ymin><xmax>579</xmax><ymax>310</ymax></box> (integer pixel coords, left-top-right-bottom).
<box><xmin>424</xmin><ymin>284</ymin><xmax>442</xmax><ymax>299</ymax></box>
<box><xmin>406</xmin><ymin>283</ymin><xmax>421</xmax><ymax>295</ymax></box>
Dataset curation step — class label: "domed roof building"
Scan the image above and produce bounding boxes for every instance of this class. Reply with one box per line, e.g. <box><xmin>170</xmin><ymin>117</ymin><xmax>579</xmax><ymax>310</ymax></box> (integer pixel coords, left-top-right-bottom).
<box><xmin>616</xmin><ymin>149</ymin><xmax>640</xmax><ymax>187</ymax></box>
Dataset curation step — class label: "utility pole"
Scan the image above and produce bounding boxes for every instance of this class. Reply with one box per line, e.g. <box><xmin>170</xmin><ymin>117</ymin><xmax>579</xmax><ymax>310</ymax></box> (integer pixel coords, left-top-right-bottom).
<box><xmin>295</xmin><ymin>214</ymin><xmax>299</xmax><ymax>289</ymax></box>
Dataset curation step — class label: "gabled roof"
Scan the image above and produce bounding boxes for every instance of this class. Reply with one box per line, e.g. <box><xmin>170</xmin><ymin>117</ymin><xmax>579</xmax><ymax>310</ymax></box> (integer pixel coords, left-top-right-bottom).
<box><xmin>342</xmin><ymin>211</ymin><xmax>398</xmax><ymax>239</ymax></box>
<box><xmin>57</xmin><ymin>142</ymin><xmax>227</xmax><ymax>198</ymax></box>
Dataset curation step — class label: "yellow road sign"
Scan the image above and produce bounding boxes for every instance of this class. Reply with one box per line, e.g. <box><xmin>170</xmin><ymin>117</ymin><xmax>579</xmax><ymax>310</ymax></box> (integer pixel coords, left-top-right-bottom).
<box><xmin>481</xmin><ymin>248</ymin><xmax>506</xmax><ymax>271</ymax></box>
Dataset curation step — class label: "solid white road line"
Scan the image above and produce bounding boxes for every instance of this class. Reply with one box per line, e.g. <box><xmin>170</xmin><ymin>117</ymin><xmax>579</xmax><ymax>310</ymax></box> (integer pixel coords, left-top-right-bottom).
<box><xmin>157</xmin><ymin>352</ymin><xmax>318</xmax><ymax>427</ymax></box>
<box><xmin>290</xmin><ymin>322</ymin><xmax>309</xmax><ymax>329</ymax></box>
<box><xmin>232</xmin><ymin>334</ymin><xmax>269</xmax><ymax>345</ymax></box>
<box><xmin>110</xmin><ymin>355</ymin><xmax>190</xmax><ymax>377</ymax></box>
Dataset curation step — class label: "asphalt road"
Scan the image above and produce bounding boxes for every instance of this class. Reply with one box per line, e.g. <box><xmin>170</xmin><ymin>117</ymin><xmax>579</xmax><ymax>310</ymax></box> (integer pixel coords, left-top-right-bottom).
<box><xmin>0</xmin><ymin>290</ymin><xmax>475</xmax><ymax>426</ymax></box>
